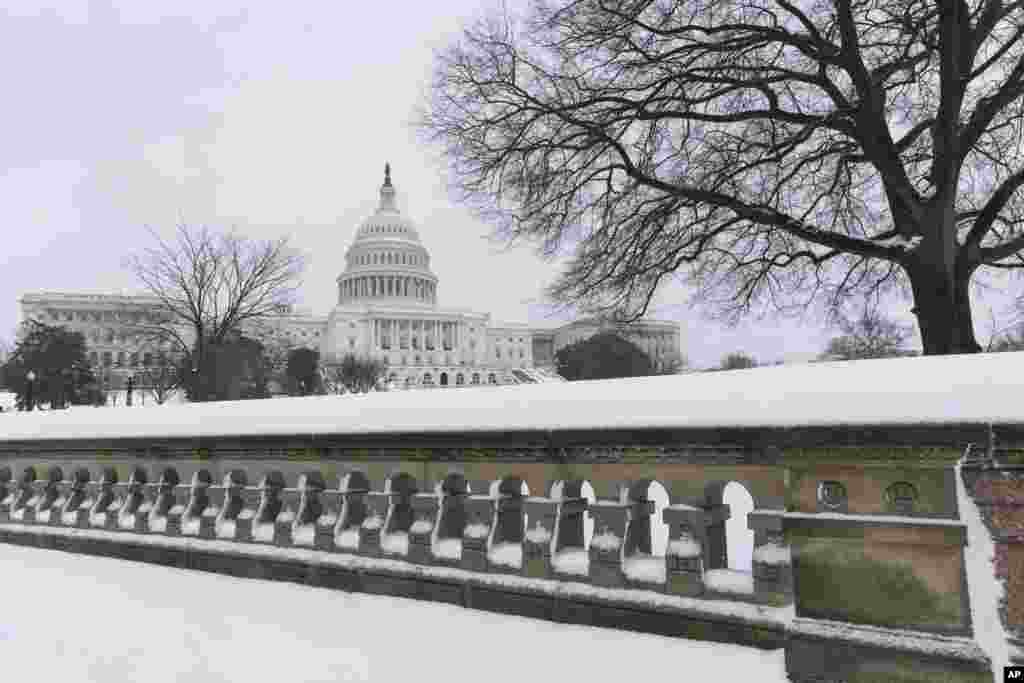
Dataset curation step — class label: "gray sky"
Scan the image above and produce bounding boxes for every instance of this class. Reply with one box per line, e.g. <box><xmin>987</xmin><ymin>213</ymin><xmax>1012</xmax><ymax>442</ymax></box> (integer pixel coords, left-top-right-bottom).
<box><xmin>2</xmin><ymin>1</ymin><xmax>1019</xmax><ymax>368</ymax></box>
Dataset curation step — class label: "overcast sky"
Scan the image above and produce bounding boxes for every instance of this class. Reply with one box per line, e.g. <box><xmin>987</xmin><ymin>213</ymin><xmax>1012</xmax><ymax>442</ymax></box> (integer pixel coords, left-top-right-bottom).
<box><xmin>2</xmin><ymin>1</ymin><xmax>1021</xmax><ymax>369</ymax></box>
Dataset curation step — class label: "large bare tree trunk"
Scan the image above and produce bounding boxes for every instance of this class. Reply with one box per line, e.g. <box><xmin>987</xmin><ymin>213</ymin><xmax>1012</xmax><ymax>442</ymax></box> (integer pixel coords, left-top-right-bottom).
<box><xmin>906</xmin><ymin>222</ymin><xmax>982</xmax><ymax>355</ymax></box>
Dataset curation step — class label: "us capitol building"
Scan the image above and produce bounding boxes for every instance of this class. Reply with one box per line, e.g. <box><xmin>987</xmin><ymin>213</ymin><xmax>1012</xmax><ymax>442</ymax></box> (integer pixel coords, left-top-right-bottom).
<box><xmin>18</xmin><ymin>165</ymin><xmax>682</xmax><ymax>391</ymax></box>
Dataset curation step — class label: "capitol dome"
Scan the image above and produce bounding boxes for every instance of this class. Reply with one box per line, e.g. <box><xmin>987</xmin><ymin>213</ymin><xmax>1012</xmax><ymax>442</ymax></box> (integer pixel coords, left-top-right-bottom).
<box><xmin>336</xmin><ymin>164</ymin><xmax>439</xmax><ymax>308</ymax></box>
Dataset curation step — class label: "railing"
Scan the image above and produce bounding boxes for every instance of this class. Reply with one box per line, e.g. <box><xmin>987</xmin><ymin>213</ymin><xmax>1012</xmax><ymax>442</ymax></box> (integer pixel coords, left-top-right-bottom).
<box><xmin>0</xmin><ymin>464</ymin><xmax>791</xmax><ymax>605</ymax></box>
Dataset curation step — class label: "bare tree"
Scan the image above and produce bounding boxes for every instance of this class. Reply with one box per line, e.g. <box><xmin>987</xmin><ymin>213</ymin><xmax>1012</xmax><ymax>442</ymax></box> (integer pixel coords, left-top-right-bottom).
<box><xmin>715</xmin><ymin>352</ymin><xmax>758</xmax><ymax>371</ymax></box>
<box><xmin>126</xmin><ymin>224</ymin><xmax>304</xmax><ymax>400</ymax></box>
<box><xmin>137</xmin><ymin>351</ymin><xmax>182</xmax><ymax>405</ymax></box>
<box><xmin>420</xmin><ymin>0</ymin><xmax>1024</xmax><ymax>355</ymax></box>
<box><xmin>321</xmin><ymin>354</ymin><xmax>388</xmax><ymax>394</ymax></box>
<box><xmin>820</xmin><ymin>305</ymin><xmax>915</xmax><ymax>360</ymax></box>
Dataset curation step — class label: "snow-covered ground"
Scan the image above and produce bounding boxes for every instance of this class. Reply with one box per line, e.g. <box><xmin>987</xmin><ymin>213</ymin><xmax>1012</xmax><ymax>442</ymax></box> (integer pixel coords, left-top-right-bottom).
<box><xmin>0</xmin><ymin>352</ymin><xmax>1023</xmax><ymax>441</ymax></box>
<box><xmin>0</xmin><ymin>543</ymin><xmax>787</xmax><ymax>682</ymax></box>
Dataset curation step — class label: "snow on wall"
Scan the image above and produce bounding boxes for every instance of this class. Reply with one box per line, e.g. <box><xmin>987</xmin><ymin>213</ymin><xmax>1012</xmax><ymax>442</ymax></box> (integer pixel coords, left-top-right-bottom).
<box><xmin>751</xmin><ymin>543</ymin><xmax>790</xmax><ymax>566</ymax></box>
<box><xmin>956</xmin><ymin>457</ymin><xmax>1013</xmax><ymax>681</ymax></box>
<box><xmin>704</xmin><ymin>569</ymin><xmax>755</xmax><ymax>595</ymax></box>
<box><xmin>488</xmin><ymin>542</ymin><xmax>523</xmax><ymax>569</ymax></box>
<box><xmin>552</xmin><ymin>548</ymin><xmax>589</xmax><ymax>576</ymax></box>
<box><xmin>3</xmin><ymin>353</ymin><xmax>1024</xmax><ymax>442</ymax></box>
<box><xmin>667</xmin><ymin>538</ymin><xmax>702</xmax><ymax>558</ymax></box>
<box><xmin>623</xmin><ymin>554</ymin><xmax>666</xmax><ymax>584</ymax></box>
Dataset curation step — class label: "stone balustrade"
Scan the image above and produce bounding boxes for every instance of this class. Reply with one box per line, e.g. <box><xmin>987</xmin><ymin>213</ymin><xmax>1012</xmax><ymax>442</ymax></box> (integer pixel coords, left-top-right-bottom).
<box><xmin>0</xmin><ymin>463</ymin><xmax>790</xmax><ymax>605</ymax></box>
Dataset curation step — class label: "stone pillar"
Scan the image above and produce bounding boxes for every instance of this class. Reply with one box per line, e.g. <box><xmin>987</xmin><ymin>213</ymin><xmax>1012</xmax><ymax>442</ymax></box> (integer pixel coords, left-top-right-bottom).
<box><xmin>334</xmin><ymin>472</ymin><xmax>370</xmax><ymax>552</ymax></box>
<box><xmin>522</xmin><ymin>498</ymin><xmax>558</xmax><ymax>579</ymax></box>
<box><xmin>662</xmin><ymin>505</ymin><xmax>707</xmax><ymax>597</ymax></box>
<box><xmin>748</xmin><ymin>510</ymin><xmax>793</xmax><ymax>606</ymax></box>
<box><xmin>216</xmin><ymin>470</ymin><xmax>248</xmax><ymax>541</ymax></box>
<box><xmin>461</xmin><ymin>494</ymin><xmax>494</xmax><ymax>573</ymax></box>
<box><xmin>182</xmin><ymin>470</ymin><xmax>214</xmax><ymax>539</ymax></box>
<box><xmin>408</xmin><ymin>493</ymin><xmax>439</xmax><ymax>565</ymax></box>
<box><xmin>360</xmin><ymin>492</ymin><xmax>389</xmax><ymax>557</ymax></box>
<box><xmin>588</xmin><ymin>501</ymin><xmax>629</xmax><ymax>588</ymax></box>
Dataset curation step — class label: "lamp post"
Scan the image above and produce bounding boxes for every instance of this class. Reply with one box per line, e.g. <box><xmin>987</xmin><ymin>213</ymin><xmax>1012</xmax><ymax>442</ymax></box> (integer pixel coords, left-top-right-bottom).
<box><xmin>25</xmin><ymin>370</ymin><xmax>36</xmax><ymax>412</ymax></box>
<box><xmin>126</xmin><ymin>374</ymin><xmax>134</xmax><ymax>407</ymax></box>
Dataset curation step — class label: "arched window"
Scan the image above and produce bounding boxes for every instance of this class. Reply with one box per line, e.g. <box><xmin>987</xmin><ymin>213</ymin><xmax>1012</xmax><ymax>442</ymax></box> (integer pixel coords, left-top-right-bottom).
<box><xmin>440</xmin><ymin>372</ymin><xmax>448</xmax><ymax>386</ymax></box>
<box><xmin>471</xmin><ymin>373</ymin><xmax>480</xmax><ymax>385</ymax></box>
<box><xmin>456</xmin><ymin>373</ymin><xmax>465</xmax><ymax>385</ymax></box>
<box><xmin>423</xmin><ymin>372</ymin><xmax>433</xmax><ymax>385</ymax></box>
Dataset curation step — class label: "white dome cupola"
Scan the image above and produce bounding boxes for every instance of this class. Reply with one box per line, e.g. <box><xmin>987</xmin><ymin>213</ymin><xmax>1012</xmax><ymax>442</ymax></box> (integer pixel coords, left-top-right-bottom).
<box><xmin>337</xmin><ymin>163</ymin><xmax>439</xmax><ymax>307</ymax></box>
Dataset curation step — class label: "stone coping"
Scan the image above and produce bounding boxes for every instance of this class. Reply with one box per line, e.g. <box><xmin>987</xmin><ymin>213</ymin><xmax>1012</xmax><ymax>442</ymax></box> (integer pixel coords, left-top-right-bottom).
<box><xmin>789</xmin><ymin>617</ymin><xmax>988</xmax><ymax>664</ymax></box>
<box><xmin>0</xmin><ymin>521</ymin><xmax>789</xmax><ymax>627</ymax></box>
<box><xmin>783</xmin><ymin>511</ymin><xmax>965</xmax><ymax>527</ymax></box>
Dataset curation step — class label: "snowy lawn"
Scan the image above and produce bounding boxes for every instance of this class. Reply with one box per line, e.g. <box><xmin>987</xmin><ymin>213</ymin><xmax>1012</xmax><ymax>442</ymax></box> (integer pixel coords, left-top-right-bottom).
<box><xmin>0</xmin><ymin>544</ymin><xmax>787</xmax><ymax>683</ymax></box>
<box><xmin>2</xmin><ymin>352</ymin><xmax>1024</xmax><ymax>441</ymax></box>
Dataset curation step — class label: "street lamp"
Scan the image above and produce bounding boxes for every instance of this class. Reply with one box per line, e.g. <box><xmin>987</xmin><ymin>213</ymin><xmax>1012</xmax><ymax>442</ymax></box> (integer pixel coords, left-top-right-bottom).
<box><xmin>25</xmin><ymin>370</ymin><xmax>36</xmax><ymax>412</ymax></box>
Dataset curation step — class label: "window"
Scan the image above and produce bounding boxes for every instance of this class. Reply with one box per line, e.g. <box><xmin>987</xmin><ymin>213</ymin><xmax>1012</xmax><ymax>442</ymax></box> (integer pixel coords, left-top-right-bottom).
<box><xmin>487</xmin><ymin>373</ymin><xmax>497</xmax><ymax>384</ymax></box>
<box><xmin>495</xmin><ymin>349</ymin><xmax>501</xmax><ymax>359</ymax></box>
<box><xmin>423</xmin><ymin>372</ymin><xmax>433</xmax><ymax>385</ymax></box>
<box><xmin>471</xmin><ymin>373</ymin><xmax>480</xmax><ymax>385</ymax></box>
<box><xmin>89</xmin><ymin>351</ymin><xmax>98</xmax><ymax>366</ymax></box>
<box><xmin>102</xmin><ymin>351</ymin><xmax>113</xmax><ymax>367</ymax></box>
<box><xmin>143</xmin><ymin>353</ymin><xmax>152</xmax><ymax>367</ymax></box>
<box><xmin>817</xmin><ymin>481</ymin><xmax>847</xmax><ymax>510</ymax></box>
<box><xmin>456</xmin><ymin>373</ymin><xmax>465</xmax><ymax>386</ymax></box>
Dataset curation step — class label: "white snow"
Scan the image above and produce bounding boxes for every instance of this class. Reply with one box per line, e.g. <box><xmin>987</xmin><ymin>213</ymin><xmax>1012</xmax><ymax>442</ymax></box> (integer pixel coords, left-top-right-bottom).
<box><xmin>874</xmin><ymin>234</ymin><xmax>923</xmax><ymax>251</ymax></box>
<box><xmin>704</xmin><ymin>569</ymin><xmax>755</xmax><ymax>595</ymax></box>
<box><xmin>6</xmin><ymin>353</ymin><xmax>1024</xmax><ymax>442</ymax></box>
<box><xmin>90</xmin><ymin>513</ymin><xmax>108</xmax><ymax>527</ymax></box>
<box><xmin>0</xmin><ymin>541</ymin><xmax>789</xmax><ymax>682</ymax></box>
<box><xmin>433</xmin><ymin>538</ymin><xmax>462</xmax><ymax>560</ymax></box>
<box><xmin>337</xmin><ymin>528</ymin><xmax>360</xmax><ymax>549</ymax></box>
<box><xmin>216</xmin><ymin>521</ymin><xmax>237</xmax><ymax>540</ymax></box>
<box><xmin>590</xmin><ymin>530</ymin><xmax>621</xmax><ymax>551</ymax></box>
<box><xmin>317</xmin><ymin>514</ymin><xmax>337</xmax><ymax>527</ymax></box>
<box><xmin>118</xmin><ymin>514</ymin><xmax>137</xmax><ymax>530</ymax></box>
<box><xmin>253</xmin><ymin>523</ymin><xmax>275</xmax><ymax>543</ymax></box>
<box><xmin>752</xmin><ymin>543</ymin><xmax>790</xmax><ymax>566</ymax></box>
<box><xmin>464</xmin><ymin>523</ymin><xmax>489</xmax><ymax>539</ymax></box>
<box><xmin>784</xmin><ymin>511</ymin><xmax>965</xmax><ymax>527</ymax></box>
<box><xmin>35</xmin><ymin>509</ymin><xmax>52</xmax><ymax>523</ymax></box>
<box><xmin>622</xmin><ymin>554</ymin><xmax>666</xmax><ymax>584</ymax></box>
<box><xmin>201</xmin><ymin>506</ymin><xmax>220</xmax><ymax>518</ymax></box>
<box><xmin>488</xmin><ymin>542</ymin><xmax>523</xmax><ymax>569</ymax></box>
<box><xmin>238</xmin><ymin>509</ymin><xmax>254</xmax><ymax>520</ymax></box>
<box><xmin>381</xmin><ymin>532</ymin><xmax>409</xmax><ymax>556</ymax></box>
<box><xmin>667</xmin><ymin>538</ymin><xmax>702</xmax><ymax>558</ymax></box>
<box><xmin>410</xmin><ymin>519</ymin><xmax>433</xmax><ymax>534</ymax></box>
<box><xmin>789</xmin><ymin>616</ymin><xmax>987</xmax><ymax>663</ymax></box>
<box><xmin>525</xmin><ymin>524</ymin><xmax>551</xmax><ymax>544</ymax></box>
<box><xmin>292</xmin><ymin>525</ymin><xmax>315</xmax><ymax>547</ymax></box>
<box><xmin>181</xmin><ymin>518</ymin><xmax>201</xmax><ymax>536</ymax></box>
<box><xmin>169</xmin><ymin>505</ymin><xmax>185</xmax><ymax>515</ymax></box>
<box><xmin>148</xmin><ymin>516</ymin><xmax>167</xmax><ymax>533</ymax></box>
<box><xmin>362</xmin><ymin>516</ymin><xmax>383</xmax><ymax>530</ymax></box>
<box><xmin>551</xmin><ymin>548</ymin><xmax>589</xmax><ymax>576</ymax></box>
<box><xmin>956</xmin><ymin>456</ymin><xmax>1015</xmax><ymax>681</ymax></box>
<box><xmin>277</xmin><ymin>509</ymin><xmax>295</xmax><ymax>524</ymax></box>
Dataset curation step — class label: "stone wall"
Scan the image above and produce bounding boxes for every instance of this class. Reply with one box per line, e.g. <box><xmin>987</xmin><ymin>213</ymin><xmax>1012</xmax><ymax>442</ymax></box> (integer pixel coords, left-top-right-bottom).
<box><xmin>0</xmin><ymin>422</ymin><xmax>1010</xmax><ymax>683</ymax></box>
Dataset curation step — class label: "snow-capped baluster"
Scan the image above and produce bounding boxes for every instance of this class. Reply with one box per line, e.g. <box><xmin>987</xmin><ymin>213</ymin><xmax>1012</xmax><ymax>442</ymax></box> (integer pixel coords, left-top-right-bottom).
<box><xmin>662</xmin><ymin>504</ymin><xmax>707</xmax><ymax>597</ymax></box>
<box><xmin>521</xmin><ymin>495</ymin><xmax>558</xmax><ymax>579</ymax></box>
<box><xmin>61</xmin><ymin>468</ymin><xmax>91</xmax><ymax>528</ymax></box>
<box><xmin>334</xmin><ymin>471</ymin><xmax>370</xmax><ymax>552</ymax></box>
<box><xmin>488</xmin><ymin>477</ymin><xmax>527</xmax><ymax>572</ymax></box>
<box><xmin>313</xmin><ymin>478</ymin><xmax>340</xmax><ymax>551</ymax></box>
<box><xmin>118</xmin><ymin>467</ymin><xmax>149</xmax><ymax>533</ymax></box>
<box><xmin>432</xmin><ymin>473</ymin><xmax>468</xmax><ymax>566</ymax></box>
<box><xmin>360</xmin><ymin>486</ymin><xmax>390</xmax><ymax>557</ymax></box>
<box><xmin>291</xmin><ymin>471</ymin><xmax>325</xmax><ymax>548</ymax></box>
<box><xmin>181</xmin><ymin>470</ymin><xmax>214</xmax><ymax>538</ymax></box>
<box><xmin>0</xmin><ymin>465</ymin><xmax>14</xmax><ymax>522</ymax></box>
<box><xmin>550</xmin><ymin>480</ymin><xmax>591</xmax><ymax>582</ymax></box>
<box><xmin>89</xmin><ymin>467</ymin><xmax>120</xmax><ymax>530</ymax></box>
<box><xmin>748</xmin><ymin>510</ymin><xmax>792</xmax><ymax>606</ymax></box>
<box><xmin>379</xmin><ymin>473</ymin><xmax>416</xmax><ymax>557</ymax></box>
<box><xmin>408</xmin><ymin>491</ymin><xmax>439</xmax><ymax>565</ymax></box>
<box><xmin>148</xmin><ymin>467</ymin><xmax>183</xmax><ymax>535</ymax></box>
<box><xmin>588</xmin><ymin>500</ymin><xmax>629</xmax><ymax>589</ymax></box>
<box><xmin>34</xmin><ymin>466</ymin><xmax>64</xmax><ymax>525</ymax></box>
<box><xmin>252</xmin><ymin>471</ymin><xmax>285</xmax><ymax>544</ymax></box>
<box><xmin>215</xmin><ymin>470</ymin><xmax>248</xmax><ymax>540</ymax></box>
<box><xmin>274</xmin><ymin>479</ymin><xmax>299</xmax><ymax>547</ymax></box>
<box><xmin>11</xmin><ymin>466</ymin><xmax>40</xmax><ymax>523</ymax></box>
<box><xmin>460</xmin><ymin>483</ymin><xmax>495</xmax><ymax>573</ymax></box>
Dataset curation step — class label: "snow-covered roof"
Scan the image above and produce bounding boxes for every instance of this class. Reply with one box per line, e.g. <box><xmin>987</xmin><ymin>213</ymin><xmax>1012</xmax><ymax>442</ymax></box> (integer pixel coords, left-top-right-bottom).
<box><xmin>0</xmin><ymin>352</ymin><xmax>1022</xmax><ymax>442</ymax></box>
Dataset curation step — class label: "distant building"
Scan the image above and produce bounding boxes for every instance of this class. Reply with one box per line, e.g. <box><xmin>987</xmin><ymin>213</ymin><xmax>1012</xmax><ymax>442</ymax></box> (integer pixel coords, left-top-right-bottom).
<box><xmin>18</xmin><ymin>165</ymin><xmax>682</xmax><ymax>389</ymax></box>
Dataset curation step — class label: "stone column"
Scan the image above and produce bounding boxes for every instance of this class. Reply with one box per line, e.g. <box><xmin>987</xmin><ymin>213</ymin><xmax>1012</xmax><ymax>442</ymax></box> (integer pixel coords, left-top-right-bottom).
<box><xmin>662</xmin><ymin>505</ymin><xmax>707</xmax><ymax>597</ymax></box>
<box><xmin>522</xmin><ymin>498</ymin><xmax>558</xmax><ymax>579</ymax></box>
<box><xmin>461</xmin><ymin>494</ymin><xmax>494</xmax><ymax>573</ymax></box>
<box><xmin>588</xmin><ymin>501</ymin><xmax>629</xmax><ymax>588</ymax></box>
<box><xmin>748</xmin><ymin>510</ymin><xmax>792</xmax><ymax>606</ymax></box>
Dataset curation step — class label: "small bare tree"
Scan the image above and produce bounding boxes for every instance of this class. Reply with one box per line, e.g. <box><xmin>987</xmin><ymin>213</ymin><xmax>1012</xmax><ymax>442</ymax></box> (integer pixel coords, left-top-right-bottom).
<box><xmin>321</xmin><ymin>354</ymin><xmax>388</xmax><ymax>394</ymax></box>
<box><xmin>137</xmin><ymin>351</ymin><xmax>182</xmax><ymax>405</ymax></box>
<box><xmin>820</xmin><ymin>305</ymin><xmax>915</xmax><ymax>361</ymax></box>
<box><xmin>126</xmin><ymin>224</ymin><xmax>304</xmax><ymax>401</ymax></box>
